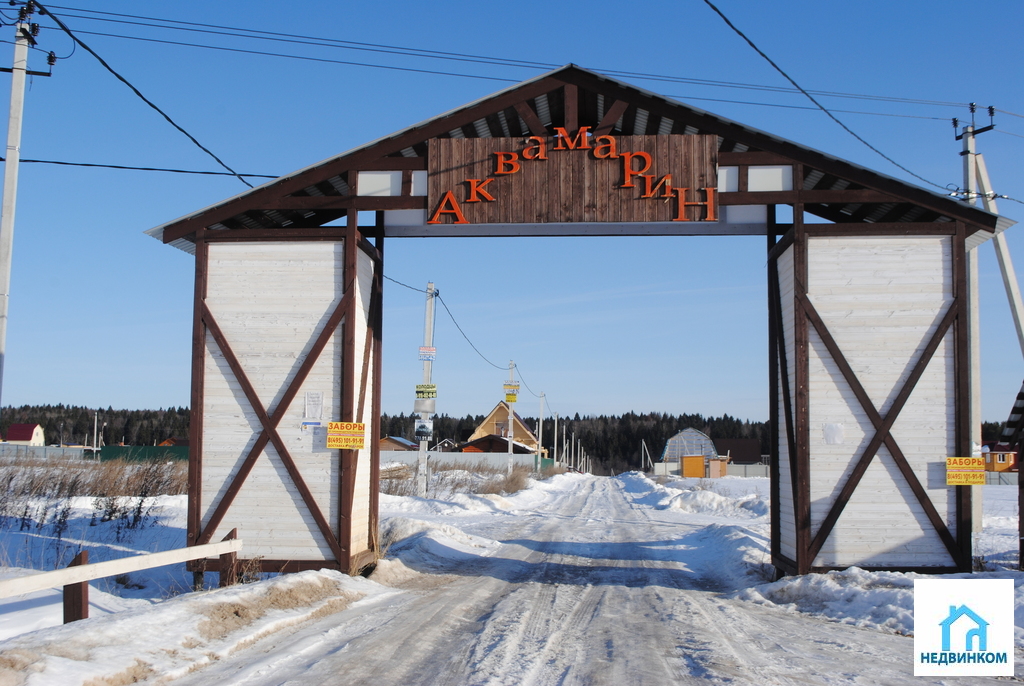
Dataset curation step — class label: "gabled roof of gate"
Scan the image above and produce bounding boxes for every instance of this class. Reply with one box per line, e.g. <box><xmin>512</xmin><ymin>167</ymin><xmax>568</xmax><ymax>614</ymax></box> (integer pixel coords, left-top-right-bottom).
<box><xmin>148</xmin><ymin>65</ymin><xmax>1012</xmax><ymax>253</ymax></box>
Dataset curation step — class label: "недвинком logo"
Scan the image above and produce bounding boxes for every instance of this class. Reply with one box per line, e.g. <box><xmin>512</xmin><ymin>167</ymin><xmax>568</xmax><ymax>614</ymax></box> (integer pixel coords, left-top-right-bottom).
<box><xmin>914</xmin><ymin>579</ymin><xmax>1013</xmax><ymax>677</ymax></box>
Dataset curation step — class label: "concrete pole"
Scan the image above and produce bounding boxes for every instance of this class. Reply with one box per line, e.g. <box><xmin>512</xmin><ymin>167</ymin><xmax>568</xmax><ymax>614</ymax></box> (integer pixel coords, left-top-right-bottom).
<box><xmin>553</xmin><ymin>412</ymin><xmax>558</xmax><ymax>465</ymax></box>
<box><xmin>537</xmin><ymin>392</ymin><xmax>544</xmax><ymax>472</ymax></box>
<box><xmin>507</xmin><ymin>361</ymin><xmax>514</xmax><ymax>475</ymax></box>
<box><xmin>0</xmin><ymin>22</ymin><xmax>30</xmax><ymax>415</ymax></box>
<box><xmin>416</xmin><ymin>282</ymin><xmax>436</xmax><ymax>498</ymax></box>
<box><xmin>973</xmin><ymin>153</ymin><xmax>1024</xmax><ymax>357</ymax></box>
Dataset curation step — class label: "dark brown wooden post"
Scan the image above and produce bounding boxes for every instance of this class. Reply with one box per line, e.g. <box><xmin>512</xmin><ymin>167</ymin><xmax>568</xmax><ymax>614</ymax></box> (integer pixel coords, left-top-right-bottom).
<box><xmin>219</xmin><ymin>528</ymin><xmax>239</xmax><ymax>587</ymax></box>
<box><xmin>63</xmin><ymin>550</ymin><xmax>89</xmax><ymax>624</ymax></box>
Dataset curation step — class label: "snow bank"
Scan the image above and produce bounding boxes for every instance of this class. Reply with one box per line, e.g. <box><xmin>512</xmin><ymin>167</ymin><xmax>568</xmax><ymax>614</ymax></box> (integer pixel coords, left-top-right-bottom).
<box><xmin>380</xmin><ymin>517</ymin><xmax>500</xmax><ymax>571</ymax></box>
<box><xmin>738</xmin><ymin>568</ymin><xmax>1024</xmax><ymax>641</ymax></box>
<box><xmin>0</xmin><ymin>570</ymin><xmax>385</xmax><ymax>686</ymax></box>
<box><xmin>617</xmin><ymin>471</ymin><xmax>769</xmax><ymax>518</ymax></box>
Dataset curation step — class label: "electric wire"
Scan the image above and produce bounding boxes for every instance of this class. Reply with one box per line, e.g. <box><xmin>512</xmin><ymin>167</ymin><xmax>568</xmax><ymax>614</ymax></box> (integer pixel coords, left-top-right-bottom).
<box><xmin>0</xmin><ymin>155</ymin><xmax>277</xmax><ymax>178</ymax></box>
<box><xmin>43</xmin><ymin>4</ymin><xmax>973</xmax><ymax>111</ymax></box>
<box><xmin>700</xmin><ymin>0</ymin><xmax>949</xmax><ymax>191</ymax></box>
<box><xmin>514</xmin><ymin>365</ymin><xmax>542</xmax><ymax>399</ymax></box>
<box><xmin>65</xmin><ymin>29</ymin><xmax>520</xmax><ymax>84</ymax></box>
<box><xmin>436</xmin><ymin>294</ymin><xmax>506</xmax><ymax>371</ymax></box>
<box><xmin>34</xmin><ymin>2</ymin><xmax>254</xmax><ymax>188</ymax></box>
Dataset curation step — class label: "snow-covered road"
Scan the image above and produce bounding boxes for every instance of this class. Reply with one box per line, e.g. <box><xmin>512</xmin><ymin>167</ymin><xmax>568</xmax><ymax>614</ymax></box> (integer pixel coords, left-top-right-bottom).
<box><xmin>155</xmin><ymin>475</ymin><xmax>1008</xmax><ymax>685</ymax></box>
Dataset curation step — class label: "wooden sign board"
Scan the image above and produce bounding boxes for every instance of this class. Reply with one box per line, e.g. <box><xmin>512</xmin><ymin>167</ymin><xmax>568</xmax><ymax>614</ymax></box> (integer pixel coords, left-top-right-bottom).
<box><xmin>428</xmin><ymin>132</ymin><xmax>718</xmax><ymax>225</ymax></box>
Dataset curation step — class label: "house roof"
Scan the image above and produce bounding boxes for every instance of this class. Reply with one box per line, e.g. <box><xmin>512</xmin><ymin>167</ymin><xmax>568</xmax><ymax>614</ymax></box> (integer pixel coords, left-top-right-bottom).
<box><xmin>6</xmin><ymin>424</ymin><xmax>41</xmax><ymax>441</ymax></box>
<box><xmin>146</xmin><ymin>65</ymin><xmax>1012</xmax><ymax>254</ymax></box>
<box><xmin>459</xmin><ymin>434</ymin><xmax>535</xmax><ymax>454</ymax></box>
<box><xmin>382</xmin><ymin>436</ymin><xmax>418</xmax><ymax>450</ymax></box>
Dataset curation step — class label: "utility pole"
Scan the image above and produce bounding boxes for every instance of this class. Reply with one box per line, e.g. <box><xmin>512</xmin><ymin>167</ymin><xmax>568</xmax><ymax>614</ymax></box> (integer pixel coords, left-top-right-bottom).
<box><xmin>537</xmin><ymin>392</ymin><xmax>544</xmax><ymax>472</ymax></box>
<box><xmin>416</xmin><ymin>282</ymin><xmax>437</xmax><ymax>497</ymax></box>
<box><xmin>552</xmin><ymin>412</ymin><xmax>558</xmax><ymax>465</ymax></box>
<box><xmin>506</xmin><ymin>361</ymin><xmax>516</xmax><ymax>475</ymax></box>
<box><xmin>0</xmin><ymin>13</ymin><xmax>34</xmax><ymax>415</ymax></box>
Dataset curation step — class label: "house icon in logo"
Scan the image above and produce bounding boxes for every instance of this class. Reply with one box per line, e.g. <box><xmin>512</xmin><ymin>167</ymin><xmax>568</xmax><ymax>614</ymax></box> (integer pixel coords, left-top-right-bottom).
<box><xmin>939</xmin><ymin>605</ymin><xmax>988</xmax><ymax>651</ymax></box>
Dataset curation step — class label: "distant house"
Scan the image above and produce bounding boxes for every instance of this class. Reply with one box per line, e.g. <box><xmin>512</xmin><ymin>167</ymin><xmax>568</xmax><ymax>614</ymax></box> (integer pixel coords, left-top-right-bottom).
<box><xmin>380</xmin><ymin>436</ymin><xmax>418</xmax><ymax>451</ymax></box>
<box><xmin>982</xmin><ymin>442</ymin><xmax>1017</xmax><ymax>472</ymax></box>
<box><xmin>431</xmin><ymin>438</ymin><xmax>458</xmax><ymax>452</ymax></box>
<box><xmin>712</xmin><ymin>438</ymin><xmax>763</xmax><ymax>465</ymax></box>
<box><xmin>460</xmin><ymin>401</ymin><xmax>545</xmax><ymax>455</ymax></box>
<box><xmin>5</xmin><ymin>423</ymin><xmax>45</xmax><ymax>446</ymax></box>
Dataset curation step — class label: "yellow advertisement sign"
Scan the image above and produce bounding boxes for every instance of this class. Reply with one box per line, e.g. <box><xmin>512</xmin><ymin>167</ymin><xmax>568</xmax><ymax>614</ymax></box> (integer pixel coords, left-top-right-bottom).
<box><xmin>946</xmin><ymin>456</ymin><xmax>985</xmax><ymax>486</ymax></box>
<box><xmin>326</xmin><ymin>422</ymin><xmax>365</xmax><ymax>450</ymax></box>
<box><xmin>505</xmin><ymin>393</ymin><xmax>518</xmax><ymax>403</ymax></box>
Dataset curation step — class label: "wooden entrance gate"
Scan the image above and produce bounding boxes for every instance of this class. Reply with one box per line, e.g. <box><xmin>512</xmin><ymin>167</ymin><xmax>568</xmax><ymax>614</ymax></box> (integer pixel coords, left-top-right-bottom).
<box><xmin>149</xmin><ymin>65</ymin><xmax>1012</xmax><ymax>576</ymax></box>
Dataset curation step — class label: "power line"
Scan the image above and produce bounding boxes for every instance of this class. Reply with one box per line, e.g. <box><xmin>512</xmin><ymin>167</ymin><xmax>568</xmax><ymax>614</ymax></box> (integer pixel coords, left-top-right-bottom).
<box><xmin>45</xmin><ymin>3</ymin><xmax>973</xmax><ymax>112</ymax></box>
<box><xmin>700</xmin><ymin>0</ymin><xmax>949</xmax><ymax>192</ymax></box>
<box><xmin>435</xmin><ymin>294</ymin><xmax>506</xmax><ymax>371</ymax></box>
<box><xmin>0</xmin><ymin>155</ymin><xmax>277</xmax><ymax>178</ymax></box>
<box><xmin>65</xmin><ymin>29</ymin><xmax>521</xmax><ymax>84</ymax></box>
<box><xmin>35</xmin><ymin>2</ymin><xmax>254</xmax><ymax>188</ymax></box>
<box><xmin>663</xmin><ymin>93</ymin><xmax>950</xmax><ymax>121</ymax></box>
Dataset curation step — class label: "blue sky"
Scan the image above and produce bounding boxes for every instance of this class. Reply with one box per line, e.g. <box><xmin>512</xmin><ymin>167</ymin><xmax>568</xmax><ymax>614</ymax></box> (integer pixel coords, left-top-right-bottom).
<box><xmin>1</xmin><ymin>0</ymin><xmax>1023</xmax><ymax>423</ymax></box>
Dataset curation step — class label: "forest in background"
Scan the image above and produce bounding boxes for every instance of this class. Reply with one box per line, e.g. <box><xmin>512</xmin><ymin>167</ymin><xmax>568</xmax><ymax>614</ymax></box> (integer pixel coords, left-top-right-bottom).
<box><xmin>383</xmin><ymin>411</ymin><xmax>770</xmax><ymax>474</ymax></box>
<box><xmin>2</xmin><ymin>405</ymin><xmax>1008</xmax><ymax>476</ymax></box>
<box><xmin>1</xmin><ymin>405</ymin><xmax>189</xmax><ymax>447</ymax></box>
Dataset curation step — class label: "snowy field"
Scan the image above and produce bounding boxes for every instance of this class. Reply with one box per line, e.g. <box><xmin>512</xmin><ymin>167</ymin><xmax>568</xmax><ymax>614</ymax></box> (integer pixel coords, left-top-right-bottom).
<box><xmin>0</xmin><ymin>470</ymin><xmax>1020</xmax><ymax>684</ymax></box>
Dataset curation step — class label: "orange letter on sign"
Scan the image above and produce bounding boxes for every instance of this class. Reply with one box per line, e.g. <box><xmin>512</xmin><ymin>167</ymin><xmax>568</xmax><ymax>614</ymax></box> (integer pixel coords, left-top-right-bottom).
<box><xmin>522</xmin><ymin>136</ymin><xmax>548</xmax><ymax>160</ymax></box>
<box><xmin>465</xmin><ymin>178</ymin><xmax>495</xmax><ymax>202</ymax></box>
<box><xmin>620</xmin><ymin>151</ymin><xmax>652</xmax><ymax>188</ymax></box>
<box><xmin>640</xmin><ymin>174</ymin><xmax>674</xmax><ymax>198</ymax></box>
<box><xmin>592</xmin><ymin>135</ymin><xmax>618</xmax><ymax>159</ymax></box>
<box><xmin>673</xmin><ymin>187</ymin><xmax>717</xmax><ymax>222</ymax></box>
<box><xmin>553</xmin><ymin>126</ymin><xmax>591</xmax><ymax>150</ymax></box>
<box><xmin>494</xmin><ymin>152</ymin><xmax>521</xmax><ymax>174</ymax></box>
<box><xmin>427</xmin><ymin>190</ymin><xmax>469</xmax><ymax>224</ymax></box>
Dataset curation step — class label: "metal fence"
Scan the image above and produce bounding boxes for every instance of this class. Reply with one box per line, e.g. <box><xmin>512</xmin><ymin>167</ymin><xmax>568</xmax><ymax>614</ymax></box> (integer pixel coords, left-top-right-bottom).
<box><xmin>726</xmin><ymin>463</ymin><xmax>770</xmax><ymax>478</ymax></box>
<box><xmin>0</xmin><ymin>445</ymin><xmax>87</xmax><ymax>460</ymax></box>
<box><xmin>986</xmin><ymin>471</ymin><xmax>1018</xmax><ymax>486</ymax></box>
<box><xmin>380</xmin><ymin>450</ymin><xmax>542</xmax><ymax>470</ymax></box>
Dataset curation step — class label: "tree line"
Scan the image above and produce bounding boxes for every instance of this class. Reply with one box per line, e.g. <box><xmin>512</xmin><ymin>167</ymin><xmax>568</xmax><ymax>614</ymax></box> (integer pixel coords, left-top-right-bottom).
<box><xmin>382</xmin><ymin>410</ymin><xmax>769</xmax><ymax>475</ymax></box>
<box><xmin>1</xmin><ymin>405</ymin><xmax>189</xmax><ymax>447</ymax></box>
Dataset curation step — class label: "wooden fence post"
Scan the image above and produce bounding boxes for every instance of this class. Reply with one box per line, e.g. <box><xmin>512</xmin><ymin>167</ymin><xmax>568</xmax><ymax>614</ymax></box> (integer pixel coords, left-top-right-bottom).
<box><xmin>219</xmin><ymin>529</ymin><xmax>239</xmax><ymax>587</ymax></box>
<box><xmin>63</xmin><ymin>550</ymin><xmax>89</xmax><ymax>624</ymax></box>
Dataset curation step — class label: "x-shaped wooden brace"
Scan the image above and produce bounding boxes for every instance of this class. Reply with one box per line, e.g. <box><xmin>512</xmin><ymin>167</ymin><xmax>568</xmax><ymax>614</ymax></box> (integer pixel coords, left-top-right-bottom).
<box><xmin>195</xmin><ymin>287</ymin><xmax>354</xmax><ymax>563</ymax></box>
<box><xmin>799</xmin><ymin>288</ymin><xmax>962</xmax><ymax>567</ymax></box>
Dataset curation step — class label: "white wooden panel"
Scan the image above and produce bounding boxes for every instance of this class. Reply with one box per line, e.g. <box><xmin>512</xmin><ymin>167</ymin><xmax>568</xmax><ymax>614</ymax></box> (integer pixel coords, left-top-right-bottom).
<box><xmin>748</xmin><ymin>165</ymin><xmax>793</xmax><ymax>192</ymax></box>
<box><xmin>807</xmin><ymin>236</ymin><xmax>955</xmax><ymax>567</ymax></box>
<box><xmin>347</xmin><ymin>248</ymin><xmax>376</xmax><ymax>556</ymax></box>
<box><xmin>201</xmin><ymin>242</ymin><xmax>344</xmax><ymax>561</ymax></box>
<box><xmin>776</xmin><ymin>246</ymin><xmax>796</xmax><ymax>560</ymax></box>
<box><xmin>717</xmin><ymin>166</ymin><xmax>738</xmax><ymax>192</ymax></box>
<box><xmin>358</xmin><ymin>171</ymin><xmax>401</xmax><ymax>196</ymax></box>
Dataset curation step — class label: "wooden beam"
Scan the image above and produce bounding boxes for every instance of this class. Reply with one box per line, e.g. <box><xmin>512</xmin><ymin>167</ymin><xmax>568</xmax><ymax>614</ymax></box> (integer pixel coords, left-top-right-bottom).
<box><xmin>767</xmin><ymin>210</ymin><xmax>781</xmax><ymax>566</ymax></box>
<box><xmin>198</xmin><ymin>304</ymin><xmax>346</xmax><ymax>564</ymax></box>
<box><xmin>550</xmin><ymin>67</ymin><xmax>999</xmax><ymax>233</ymax></box>
<box><xmin>563</xmin><ymin>84</ymin><xmax>578</xmax><ymax>133</ymax></box>
<box><xmin>804</xmin><ymin>223</ymin><xmax>956</xmax><ymax>236</ymax></box>
<box><xmin>513</xmin><ymin>100</ymin><xmax>547</xmax><ymax>137</ymax></box>
<box><xmin>195</xmin><ymin>289</ymin><xmax>352</xmax><ymax>551</ymax></box>
<box><xmin>254</xmin><ymin>196</ymin><xmax>426</xmax><ymax>212</ymax></box>
<box><xmin>187</xmin><ymin>234</ymin><xmax>208</xmax><ymax>548</ymax></box>
<box><xmin>719</xmin><ymin>189</ymin><xmax>903</xmax><ymax>205</ymax></box>
<box><xmin>953</xmin><ymin>221</ymin><xmax>973</xmax><ymax>571</ymax></box>
<box><xmin>340</xmin><ymin>210</ymin><xmax>360</xmax><ymax>564</ymax></box>
<box><xmin>719</xmin><ymin>151</ymin><xmax>795</xmax><ymax>166</ymax></box>
<box><xmin>792</xmin><ymin>202</ymin><xmax>811</xmax><ymax>575</ymax></box>
<box><xmin>802</xmin><ymin>295</ymin><xmax>962</xmax><ymax>565</ymax></box>
<box><xmin>594</xmin><ymin>99</ymin><xmax>629</xmax><ymax>136</ymax></box>
<box><xmin>161</xmin><ymin>76</ymin><xmax>569</xmax><ymax>242</ymax></box>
